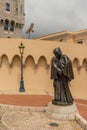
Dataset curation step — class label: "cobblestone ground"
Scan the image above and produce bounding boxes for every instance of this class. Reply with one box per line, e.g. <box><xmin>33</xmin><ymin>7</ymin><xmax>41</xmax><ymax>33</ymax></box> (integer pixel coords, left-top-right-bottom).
<box><xmin>0</xmin><ymin>109</ymin><xmax>8</xmax><ymax>130</ymax></box>
<box><xmin>0</xmin><ymin>109</ymin><xmax>83</xmax><ymax>130</ymax></box>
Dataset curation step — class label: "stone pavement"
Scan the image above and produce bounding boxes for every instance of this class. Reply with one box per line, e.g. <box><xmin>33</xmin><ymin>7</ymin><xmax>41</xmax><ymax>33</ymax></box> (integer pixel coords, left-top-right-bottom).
<box><xmin>0</xmin><ymin>109</ymin><xmax>7</xmax><ymax>130</ymax></box>
<box><xmin>75</xmin><ymin>99</ymin><xmax>87</xmax><ymax>120</ymax></box>
<box><xmin>0</xmin><ymin>94</ymin><xmax>86</xmax><ymax>120</ymax></box>
<box><xmin>1</xmin><ymin>110</ymin><xmax>83</xmax><ymax>130</ymax></box>
<box><xmin>0</xmin><ymin>94</ymin><xmax>86</xmax><ymax>129</ymax></box>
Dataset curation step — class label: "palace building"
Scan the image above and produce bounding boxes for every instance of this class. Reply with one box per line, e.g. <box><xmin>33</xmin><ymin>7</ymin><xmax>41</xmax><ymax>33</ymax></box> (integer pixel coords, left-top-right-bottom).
<box><xmin>0</xmin><ymin>1</ymin><xmax>87</xmax><ymax>100</ymax></box>
<box><xmin>0</xmin><ymin>0</ymin><xmax>25</xmax><ymax>38</ymax></box>
<box><xmin>36</xmin><ymin>29</ymin><xmax>87</xmax><ymax>44</ymax></box>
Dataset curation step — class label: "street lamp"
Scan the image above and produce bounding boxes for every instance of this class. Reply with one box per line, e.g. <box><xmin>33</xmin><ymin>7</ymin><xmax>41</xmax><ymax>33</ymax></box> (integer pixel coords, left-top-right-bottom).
<box><xmin>19</xmin><ymin>42</ymin><xmax>25</xmax><ymax>92</ymax></box>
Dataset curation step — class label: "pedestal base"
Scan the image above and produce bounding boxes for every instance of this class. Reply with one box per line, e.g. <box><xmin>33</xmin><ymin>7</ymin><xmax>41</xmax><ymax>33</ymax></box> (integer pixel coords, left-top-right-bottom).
<box><xmin>45</xmin><ymin>102</ymin><xmax>79</xmax><ymax>120</ymax></box>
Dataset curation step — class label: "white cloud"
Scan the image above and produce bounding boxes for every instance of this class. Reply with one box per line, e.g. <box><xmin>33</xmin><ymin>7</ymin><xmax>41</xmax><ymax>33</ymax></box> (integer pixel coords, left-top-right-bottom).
<box><xmin>22</xmin><ymin>0</ymin><xmax>87</xmax><ymax>38</ymax></box>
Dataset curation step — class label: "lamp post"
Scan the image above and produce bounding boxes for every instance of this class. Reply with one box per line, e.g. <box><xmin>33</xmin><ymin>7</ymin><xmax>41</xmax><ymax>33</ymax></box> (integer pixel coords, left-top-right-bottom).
<box><xmin>19</xmin><ymin>42</ymin><xmax>25</xmax><ymax>92</ymax></box>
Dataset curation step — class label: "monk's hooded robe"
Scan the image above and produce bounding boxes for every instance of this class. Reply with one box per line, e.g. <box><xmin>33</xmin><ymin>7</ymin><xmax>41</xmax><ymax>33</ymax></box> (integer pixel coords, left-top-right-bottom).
<box><xmin>51</xmin><ymin>54</ymin><xmax>74</xmax><ymax>105</ymax></box>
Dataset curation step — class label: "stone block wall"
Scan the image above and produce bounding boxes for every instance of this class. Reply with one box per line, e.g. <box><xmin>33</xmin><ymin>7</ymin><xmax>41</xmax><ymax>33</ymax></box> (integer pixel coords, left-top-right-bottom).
<box><xmin>0</xmin><ymin>0</ymin><xmax>25</xmax><ymax>38</ymax></box>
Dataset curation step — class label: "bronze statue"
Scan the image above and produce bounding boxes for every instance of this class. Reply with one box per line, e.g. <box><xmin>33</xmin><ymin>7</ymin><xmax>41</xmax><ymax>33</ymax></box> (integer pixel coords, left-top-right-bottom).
<box><xmin>51</xmin><ymin>47</ymin><xmax>74</xmax><ymax>105</ymax></box>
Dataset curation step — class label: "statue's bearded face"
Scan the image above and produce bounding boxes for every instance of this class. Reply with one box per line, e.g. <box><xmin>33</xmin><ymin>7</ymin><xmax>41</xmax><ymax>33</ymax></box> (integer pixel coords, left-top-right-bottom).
<box><xmin>55</xmin><ymin>53</ymin><xmax>61</xmax><ymax>59</ymax></box>
<box><xmin>53</xmin><ymin>48</ymin><xmax>62</xmax><ymax>59</ymax></box>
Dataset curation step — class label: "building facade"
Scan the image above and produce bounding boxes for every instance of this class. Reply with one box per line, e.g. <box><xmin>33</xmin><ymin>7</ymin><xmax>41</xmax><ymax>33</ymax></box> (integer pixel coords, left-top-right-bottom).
<box><xmin>0</xmin><ymin>38</ymin><xmax>87</xmax><ymax>99</ymax></box>
<box><xmin>0</xmin><ymin>0</ymin><xmax>25</xmax><ymax>38</ymax></box>
<box><xmin>36</xmin><ymin>30</ymin><xmax>87</xmax><ymax>44</ymax></box>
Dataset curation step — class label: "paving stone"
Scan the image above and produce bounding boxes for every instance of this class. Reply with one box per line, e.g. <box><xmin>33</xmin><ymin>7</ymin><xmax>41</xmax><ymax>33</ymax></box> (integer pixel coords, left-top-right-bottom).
<box><xmin>1</xmin><ymin>104</ymin><xmax>9</xmax><ymax>110</ymax></box>
<box><xmin>1</xmin><ymin>110</ymin><xmax>84</xmax><ymax>130</ymax></box>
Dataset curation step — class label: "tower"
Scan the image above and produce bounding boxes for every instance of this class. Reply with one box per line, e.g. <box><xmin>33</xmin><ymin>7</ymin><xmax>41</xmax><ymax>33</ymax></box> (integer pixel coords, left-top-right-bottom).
<box><xmin>0</xmin><ymin>0</ymin><xmax>25</xmax><ymax>38</ymax></box>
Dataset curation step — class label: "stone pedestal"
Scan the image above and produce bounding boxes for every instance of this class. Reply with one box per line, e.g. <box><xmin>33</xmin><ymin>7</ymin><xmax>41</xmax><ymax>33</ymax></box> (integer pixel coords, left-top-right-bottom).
<box><xmin>45</xmin><ymin>102</ymin><xmax>79</xmax><ymax>120</ymax></box>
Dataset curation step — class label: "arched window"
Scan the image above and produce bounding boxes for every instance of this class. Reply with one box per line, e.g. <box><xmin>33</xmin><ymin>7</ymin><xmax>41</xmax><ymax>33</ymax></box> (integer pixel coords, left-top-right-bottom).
<box><xmin>4</xmin><ymin>20</ymin><xmax>9</xmax><ymax>30</ymax></box>
<box><xmin>60</xmin><ymin>39</ymin><xmax>63</xmax><ymax>42</ymax></box>
<box><xmin>1</xmin><ymin>19</ymin><xmax>3</xmax><ymax>25</ymax></box>
<box><xmin>10</xmin><ymin>21</ymin><xmax>15</xmax><ymax>31</ymax></box>
<box><xmin>77</xmin><ymin>40</ymin><xmax>83</xmax><ymax>44</ymax></box>
<box><xmin>16</xmin><ymin>23</ymin><xmax>18</xmax><ymax>28</ymax></box>
<box><xmin>6</xmin><ymin>3</ymin><xmax>10</xmax><ymax>11</ymax></box>
<box><xmin>19</xmin><ymin>23</ymin><xmax>22</xmax><ymax>29</ymax></box>
<box><xmin>16</xmin><ymin>8</ymin><xmax>18</xmax><ymax>15</ymax></box>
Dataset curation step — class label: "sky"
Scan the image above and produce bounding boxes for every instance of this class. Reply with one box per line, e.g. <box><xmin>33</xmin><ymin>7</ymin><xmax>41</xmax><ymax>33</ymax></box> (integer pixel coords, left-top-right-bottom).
<box><xmin>23</xmin><ymin>0</ymin><xmax>87</xmax><ymax>38</ymax></box>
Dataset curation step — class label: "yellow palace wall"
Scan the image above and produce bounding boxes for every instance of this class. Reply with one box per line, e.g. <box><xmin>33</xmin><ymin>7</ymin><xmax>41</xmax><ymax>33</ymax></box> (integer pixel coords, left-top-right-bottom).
<box><xmin>0</xmin><ymin>38</ymin><xmax>87</xmax><ymax>99</ymax></box>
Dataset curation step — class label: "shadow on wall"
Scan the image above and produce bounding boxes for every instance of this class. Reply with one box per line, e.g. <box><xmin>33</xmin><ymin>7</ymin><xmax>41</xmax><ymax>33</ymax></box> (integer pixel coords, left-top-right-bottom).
<box><xmin>0</xmin><ymin>54</ymin><xmax>51</xmax><ymax>92</ymax></box>
<box><xmin>73</xmin><ymin>57</ymin><xmax>87</xmax><ymax>71</ymax></box>
<box><xmin>0</xmin><ymin>55</ymin><xmax>87</xmax><ymax>98</ymax></box>
<box><xmin>0</xmin><ymin>55</ymin><xmax>87</xmax><ymax>70</ymax></box>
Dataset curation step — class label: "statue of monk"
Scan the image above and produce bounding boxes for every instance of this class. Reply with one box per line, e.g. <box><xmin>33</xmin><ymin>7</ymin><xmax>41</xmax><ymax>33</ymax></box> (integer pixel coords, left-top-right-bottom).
<box><xmin>51</xmin><ymin>47</ymin><xmax>74</xmax><ymax>105</ymax></box>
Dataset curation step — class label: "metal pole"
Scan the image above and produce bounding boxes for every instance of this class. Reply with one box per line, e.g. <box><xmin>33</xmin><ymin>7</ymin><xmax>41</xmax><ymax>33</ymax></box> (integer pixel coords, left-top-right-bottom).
<box><xmin>19</xmin><ymin>44</ymin><xmax>25</xmax><ymax>92</ymax></box>
<box><xmin>28</xmin><ymin>32</ymin><xmax>30</xmax><ymax>39</ymax></box>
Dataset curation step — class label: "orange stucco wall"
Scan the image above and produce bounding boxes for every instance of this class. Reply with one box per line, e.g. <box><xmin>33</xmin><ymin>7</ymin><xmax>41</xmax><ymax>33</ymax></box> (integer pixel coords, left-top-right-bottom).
<box><xmin>0</xmin><ymin>38</ymin><xmax>87</xmax><ymax>99</ymax></box>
